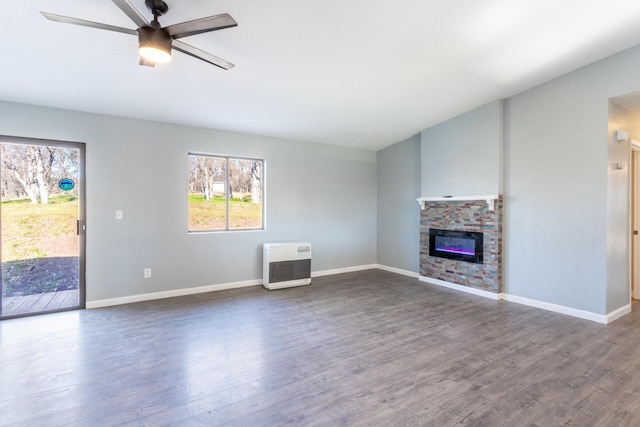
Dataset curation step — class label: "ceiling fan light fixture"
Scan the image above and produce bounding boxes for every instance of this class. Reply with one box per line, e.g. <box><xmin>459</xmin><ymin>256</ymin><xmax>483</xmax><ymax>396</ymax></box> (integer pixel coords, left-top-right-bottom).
<box><xmin>138</xmin><ymin>26</ymin><xmax>172</xmax><ymax>63</ymax></box>
<box><xmin>42</xmin><ymin>1</ymin><xmax>237</xmax><ymax>70</ymax></box>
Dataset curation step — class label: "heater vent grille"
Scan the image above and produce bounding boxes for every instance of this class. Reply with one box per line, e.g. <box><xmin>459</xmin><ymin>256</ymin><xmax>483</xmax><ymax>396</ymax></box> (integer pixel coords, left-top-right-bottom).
<box><xmin>269</xmin><ymin>259</ymin><xmax>311</xmax><ymax>284</ymax></box>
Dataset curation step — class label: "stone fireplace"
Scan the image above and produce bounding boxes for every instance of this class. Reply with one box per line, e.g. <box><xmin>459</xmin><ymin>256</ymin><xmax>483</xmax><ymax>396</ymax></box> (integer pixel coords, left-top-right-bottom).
<box><xmin>419</xmin><ymin>196</ymin><xmax>503</xmax><ymax>294</ymax></box>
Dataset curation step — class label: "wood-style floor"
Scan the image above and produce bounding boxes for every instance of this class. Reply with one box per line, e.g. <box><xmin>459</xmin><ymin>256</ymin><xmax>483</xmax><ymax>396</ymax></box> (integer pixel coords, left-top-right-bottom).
<box><xmin>1</xmin><ymin>269</ymin><xmax>639</xmax><ymax>426</ymax></box>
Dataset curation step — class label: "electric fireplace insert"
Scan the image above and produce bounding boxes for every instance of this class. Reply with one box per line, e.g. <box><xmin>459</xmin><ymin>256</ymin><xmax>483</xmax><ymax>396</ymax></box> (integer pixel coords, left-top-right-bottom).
<box><xmin>429</xmin><ymin>228</ymin><xmax>483</xmax><ymax>264</ymax></box>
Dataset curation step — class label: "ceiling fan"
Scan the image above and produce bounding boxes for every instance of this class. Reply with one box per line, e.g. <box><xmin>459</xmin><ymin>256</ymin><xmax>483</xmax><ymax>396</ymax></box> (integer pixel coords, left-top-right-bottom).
<box><xmin>41</xmin><ymin>0</ymin><xmax>238</xmax><ymax>70</ymax></box>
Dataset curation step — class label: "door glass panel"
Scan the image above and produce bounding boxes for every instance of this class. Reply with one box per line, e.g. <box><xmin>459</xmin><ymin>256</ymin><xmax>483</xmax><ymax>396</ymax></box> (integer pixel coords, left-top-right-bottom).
<box><xmin>1</xmin><ymin>141</ymin><xmax>84</xmax><ymax>318</ymax></box>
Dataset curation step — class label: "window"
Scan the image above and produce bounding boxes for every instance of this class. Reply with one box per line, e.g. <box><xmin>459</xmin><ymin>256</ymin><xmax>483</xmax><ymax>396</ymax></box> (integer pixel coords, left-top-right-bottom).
<box><xmin>188</xmin><ymin>154</ymin><xmax>264</xmax><ymax>231</ymax></box>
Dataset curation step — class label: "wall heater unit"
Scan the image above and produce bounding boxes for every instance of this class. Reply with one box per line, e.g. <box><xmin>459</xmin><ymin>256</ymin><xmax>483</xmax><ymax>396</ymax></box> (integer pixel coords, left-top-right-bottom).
<box><xmin>263</xmin><ymin>243</ymin><xmax>312</xmax><ymax>290</ymax></box>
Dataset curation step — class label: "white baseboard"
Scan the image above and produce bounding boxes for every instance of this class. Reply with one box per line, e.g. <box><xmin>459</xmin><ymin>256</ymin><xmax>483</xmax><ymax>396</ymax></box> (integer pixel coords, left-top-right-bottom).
<box><xmin>87</xmin><ymin>268</ymin><xmax>632</xmax><ymax>325</ymax></box>
<box><xmin>87</xmin><ymin>264</ymin><xmax>378</xmax><ymax>309</ymax></box>
<box><xmin>501</xmin><ymin>293</ymin><xmax>609</xmax><ymax>324</ymax></box>
<box><xmin>419</xmin><ymin>276</ymin><xmax>502</xmax><ymax>300</ymax></box>
<box><xmin>606</xmin><ymin>304</ymin><xmax>631</xmax><ymax>324</ymax></box>
<box><xmin>86</xmin><ymin>279</ymin><xmax>262</xmax><ymax>309</ymax></box>
<box><xmin>311</xmin><ymin>264</ymin><xmax>378</xmax><ymax>277</ymax></box>
<box><xmin>417</xmin><ymin>276</ymin><xmax>628</xmax><ymax>324</ymax></box>
<box><xmin>376</xmin><ymin>264</ymin><xmax>419</xmax><ymax>278</ymax></box>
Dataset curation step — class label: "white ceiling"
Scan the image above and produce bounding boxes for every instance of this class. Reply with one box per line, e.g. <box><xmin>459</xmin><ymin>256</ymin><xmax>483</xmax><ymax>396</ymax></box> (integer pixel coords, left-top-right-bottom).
<box><xmin>3</xmin><ymin>1</ymin><xmax>640</xmax><ymax>150</ymax></box>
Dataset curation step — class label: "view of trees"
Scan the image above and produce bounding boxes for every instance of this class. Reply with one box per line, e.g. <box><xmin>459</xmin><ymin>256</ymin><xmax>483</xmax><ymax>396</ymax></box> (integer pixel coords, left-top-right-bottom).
<box><xmin>189</xmin><ymin>155</ymin><xmax>225</xmax><ymax>200</ymax></box>
<box><xmin>188</xmin><ymin>155</ymin><xmax>262</xmax><ymax>203</ymax></box>
<box><xmin>1</xmin><ymin>143</ymin><xmax>79</xmax><ymax>204</ymax></box>
<box><xmin>188</xmin><ymin>154</ymin><xmax>263</xmax><ymax>231</ymax></box>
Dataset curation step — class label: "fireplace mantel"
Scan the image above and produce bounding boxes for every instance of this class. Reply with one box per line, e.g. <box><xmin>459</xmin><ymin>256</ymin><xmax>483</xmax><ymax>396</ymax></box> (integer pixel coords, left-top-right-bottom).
<box><xmin>417</xmin><ymin>195</ymin><xmax>500</xmax><ymax>211</ymax></box>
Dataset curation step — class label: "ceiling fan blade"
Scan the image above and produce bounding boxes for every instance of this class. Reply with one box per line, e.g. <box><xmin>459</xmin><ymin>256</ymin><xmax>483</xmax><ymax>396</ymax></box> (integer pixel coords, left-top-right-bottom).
<box><xmin>164</xmin><ymin>13</ymin><xmax>237</xmax><ymax>40</ymax></box>
<box><xmin>41</xmin><ymin>12</ymin><xmax>138</xmax><ymax>36</ymax></box>
<box><xmin>139</xmin><ymin>57</ymin><xmax>156</xmax><ymax>67</ymax></box>
<box><xmin>111</xmin><ymin>0</ymin><xmax>149</xmax><ymax>28</ymax></box>
<box><xmin>173</xmin><ymin>40</ymin><xmax>234</xmax><ymax>70</ymax></box>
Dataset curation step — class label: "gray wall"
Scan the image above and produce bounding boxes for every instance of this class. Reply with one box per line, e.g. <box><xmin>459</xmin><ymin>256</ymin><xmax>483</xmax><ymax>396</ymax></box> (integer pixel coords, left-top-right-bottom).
<box><xmin>503</xmin><ymin>45</ymin><xmax>640</xmax><ymax>314</ymax></box>
<box><xmin>377</xmin><ymin>134</ymin><xmax>421</xmax><ymax>273</ymax></box>
<box><xmin>413</xmin><ymin>44</ymin><xmax>640</xmax><ymax>315</ymax></box>
<box><xmin>421</xmin><ymin>100</ymin><xmax>503</xmax><ymax>196</ymax></box>
<box><xmin>7</xmin><ymin>43</ymin><xmax>640</xmax><ymax>316</ymax></box>
<box><xmin>0</xmin><ymin>101</ymin><xmax>377</xmax><ymax>302</ymax></box>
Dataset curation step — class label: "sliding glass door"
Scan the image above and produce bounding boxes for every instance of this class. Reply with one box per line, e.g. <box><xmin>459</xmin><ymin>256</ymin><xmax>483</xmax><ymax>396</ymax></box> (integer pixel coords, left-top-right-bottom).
<box><xmin>0</xmin><ymin>137</ymin><xmax>85</xmax><ymax>319</ymax></box>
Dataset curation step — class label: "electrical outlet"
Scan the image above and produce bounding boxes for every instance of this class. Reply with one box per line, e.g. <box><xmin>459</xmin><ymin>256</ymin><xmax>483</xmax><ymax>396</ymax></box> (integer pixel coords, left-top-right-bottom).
<box><xmin>116</xmin><ymin>210</ymin><xmax>123</xmax><ymax>220</ymax></box>
<box><xmin>144</xmin><ymin>268</ymin><xmax>151</xmax><ymax>278</ymax></box>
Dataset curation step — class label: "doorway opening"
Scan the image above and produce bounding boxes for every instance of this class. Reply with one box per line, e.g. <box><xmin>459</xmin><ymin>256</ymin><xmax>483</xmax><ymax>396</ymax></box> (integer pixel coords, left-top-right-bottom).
<box><xmin>0</xmin><ymin>136</ymin><xmax>85</xmax><ymax>319</ymax></box>
<box><xmin>632</xmin><ymin>140</ymin><xmax>640</xmax><ymax>304</ymax></box>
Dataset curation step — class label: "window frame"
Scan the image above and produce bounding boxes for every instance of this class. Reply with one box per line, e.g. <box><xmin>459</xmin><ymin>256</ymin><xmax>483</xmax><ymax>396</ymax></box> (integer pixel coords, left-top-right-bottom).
<box><xmin>187</xmin><ymin>152</ymin><xmax>265</xmax><ymax>233</ymax></box>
